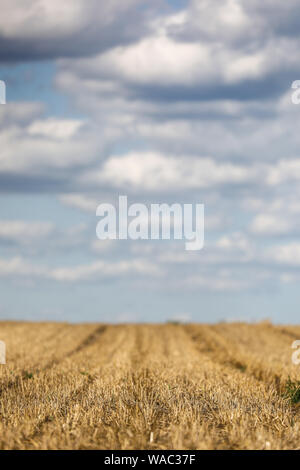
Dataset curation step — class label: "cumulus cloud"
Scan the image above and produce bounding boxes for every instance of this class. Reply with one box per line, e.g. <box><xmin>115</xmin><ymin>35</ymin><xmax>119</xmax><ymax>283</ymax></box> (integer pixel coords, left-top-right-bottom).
<box><xmin>267</xmin><ymin>243</ymin><xmax>300</xmax><ymax>266</ymax></box>
<box><xmin>51</xmin><ymin>257</ymin><xmax>162</xmax><ymax>282</ymax></box>
<box><xmin>0</xmin><ymin>0</ymin><xmax>158</xmax><ymax>61</ymax></box>
<box><xmin>81</xmin><ymin>151</ymin><xmax>259</xmax><ymax>192</ymax></box>
<box><xmin>0</xmin><ymin>105</ymin><xmax>104</xmax><ymax>191</ymax></box>
<box><xmin>0</xmin><ymin>255</ymin><xmax>163</xmax><ymax>283</ymax></box>
<box><xmin>247</xmin><ymin>193</ymin><xmax>300</xmax><ymax>236</ymax></box>
<box><xmin>0</xmin><ymin>256</ymin><xmax>46</xmax><ymax>278</ymax></box>
<box><xmin>0</xmin><ymin>220</ymin><xmax>54</xmax><ymax>244</ymax></box>
<box><xmin>0</xmin><ymin>101</ymin><xmax>45</xmax><ymax>126</ymax></box>
<box><xmin>0</xmin><ymin>125</ymin><xmax>93</xmax><ymax>179</ymax></box>
<box><xmin>56</xmin><ymin>0</ymin><xmax>300</xmax><ymax>109</ymax></box>
<box><xmin>266</xmin><ymin>159</ymin><xmax>300</xmax><ymax>185</ymax></box>
<box><xmin>182</xmin><ymin>273</ymin><xmax>250</xmax><ymax>291</ymax></box>
<box><xmin>154</xmin><ymin>232</ymin><xmax>255</xmax><ymax>266</ymax></box>
<box><xmin>250</xmin><ymin>214</ymin><xmax>292</xmax><ymax>236</ymax></box>
<box><xmin>59</xmin><ymin>194</ymin><xmax>99</xmax><ymax>212</ymax></box>
<box><xmin>27</xmin><ymin>118</ymin><xmax>84</xmax><ymax>139</ymax></box>
<box><xmin>0</xmin><ymin>219</ymin><xmax>88</xmax><ymax>256</ymax></box>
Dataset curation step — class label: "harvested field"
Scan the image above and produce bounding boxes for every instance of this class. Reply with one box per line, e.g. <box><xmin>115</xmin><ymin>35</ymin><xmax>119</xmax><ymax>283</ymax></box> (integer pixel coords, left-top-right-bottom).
<box><xmin>0</xmin><ymin>322</ymin><xmax>300</xmax><ymax>450</ymax></box>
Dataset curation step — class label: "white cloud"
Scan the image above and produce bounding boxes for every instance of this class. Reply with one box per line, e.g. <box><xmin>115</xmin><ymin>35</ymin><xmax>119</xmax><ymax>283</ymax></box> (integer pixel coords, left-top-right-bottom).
<box><xmin>0</xmin><ymin>221</ymin><xmax>54</xmax><ymax>244</ymax></box>
<box><xmin>163</xmin><ymin>0</ymin><xmax>252</xmax><ymax>43</ymax></box>
<box><xmin>0</xmin><ymin>255</ymin><xmax>163</xmax><ymax>283</ymax></box>
<box><xmin>0</xmin><ymin>256</ymin><xmax>46</xmax><ymax>278</ymax></box>
<box><xmin>243</xmin><ymin>196</ymin><xmax>300</xmax><ymax>214</ymax></box>
<box><xmin>82</xmin><ymin>151</ymin><xmax>257</xmax><ymax>191</ymax></box>
<box><xmin>249</xmin><ymin>214</ymin><xmax>292</xmax><ymax>235</ymax></box>
<box><xmin>0</xmin><ymin>102</ymin><xmax>44</xmax><ymax>126</ymax></box>
<box><xmin>0</xmin><ymin>0</ymin><xmax>84</xmax><ymax>38</ymax></box>
<box><xmin>0</xmin><ymin>220</ymin><xmax>89</xmax><ymax>255</ymax></box>
<box><xmin>91</xmin><ymin>239</ymin><xmax>115</xmax><ymax>254</ymax></box>
<box><xmin>90</xmin><ymin>36</ymin><xmax>213</xmax><ymax>87</ymax></box>
<box><xmin>216</xmin><ymin>232</ymin><xmax>252</xmax><ymax>253</ymax></box>
<box><xmin>0</xmin><ymin>0</ymin><xmax>150</xmax><ymax>59</ymax></box>
<box><xmin>0</xmin><ymin>112</ymin><xmax>100</xmax><ymax>177</ymax></box>
<box><xmin>266</xmin><ymin>159</ymin><xmax>300</xmax><ymax>185</ymax></box>
<box><xmin>50</xmin><ymin>258</ymin><xmax>162</xmax><ymax>282</ymax></box>
<box><xmin>27</xmin><ymin>118</ymin><xmax>84</xmax><ymax>140</ymax></box>
<box><xmin>267</xmin><ymin>243</ymin><xmax>300</xmax><ymax>266</ymax></box>
<box><xmin>182</xmin><ymin>273</ymin><xmax>250</xmax><ymax>291</ymax></box>
<box><xmin>55</xmin><ymin>0</ymin><xmax>300</xmax><ymax>103</ymax></box>
<box><xmin>59</xmin><ymin>194</ymin><xmax>98</xmax><ymax>212</ymax></box>
<box><xmin>125</xmin><ymin>229</ymin><xmax>255</xmax><ymax>270</ymax></box>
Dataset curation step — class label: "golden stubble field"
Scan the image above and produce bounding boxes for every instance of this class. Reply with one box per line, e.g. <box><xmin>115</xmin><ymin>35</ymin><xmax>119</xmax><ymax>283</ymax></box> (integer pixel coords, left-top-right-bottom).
<box><xmin>0</xmin><ymin>321</ymin><xmax>300</xmax><ymax>450</ymax></box>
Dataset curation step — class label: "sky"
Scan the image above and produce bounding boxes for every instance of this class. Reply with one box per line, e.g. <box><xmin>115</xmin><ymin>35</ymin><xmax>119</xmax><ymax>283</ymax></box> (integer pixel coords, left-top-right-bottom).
<box><xmin>0</xmin><ymin>0</ymin><xmax>300</xmax><ymax>324</ymax></box>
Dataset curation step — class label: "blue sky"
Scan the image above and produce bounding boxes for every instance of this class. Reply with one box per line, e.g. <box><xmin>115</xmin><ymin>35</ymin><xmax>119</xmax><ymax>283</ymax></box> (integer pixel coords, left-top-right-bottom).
<box><xmin>0</xmin><ymin>0</ymin><xmax>300</xmax><ymax>323</ymax></box>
